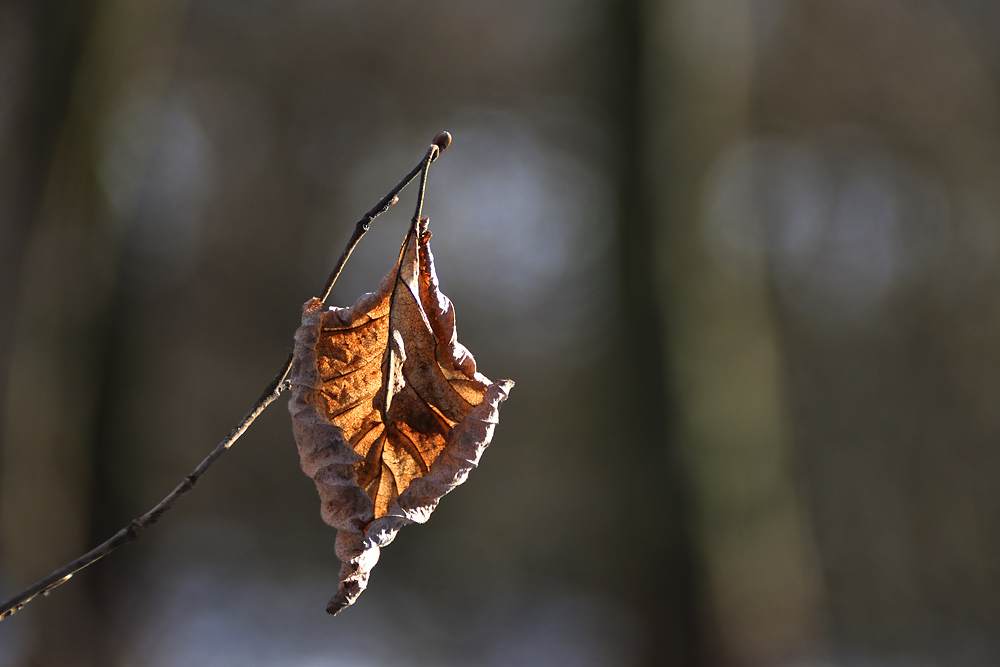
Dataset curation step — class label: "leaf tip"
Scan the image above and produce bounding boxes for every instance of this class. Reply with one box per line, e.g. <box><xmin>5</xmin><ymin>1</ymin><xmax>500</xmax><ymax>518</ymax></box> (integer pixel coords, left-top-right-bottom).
<box><xmin>326</xmin><ymin>596</ymin><xmax>350</xmax><ymax>616</ymax></box>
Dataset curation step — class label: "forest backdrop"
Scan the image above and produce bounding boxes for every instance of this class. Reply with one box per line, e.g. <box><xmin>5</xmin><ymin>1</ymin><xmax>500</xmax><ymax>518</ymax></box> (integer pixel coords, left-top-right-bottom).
<box><xmin>2</xmin><ymin>0</ymin><xmax>1000</xmax><ymax>665</ymax></box>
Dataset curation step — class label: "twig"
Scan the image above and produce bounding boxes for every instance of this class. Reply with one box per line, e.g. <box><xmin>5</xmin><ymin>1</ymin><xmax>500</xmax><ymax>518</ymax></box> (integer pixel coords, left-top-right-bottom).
<box><xmin>0</xmin><ymin>132</ymin><xmax>452</xmax><ymax>621</ymax></box>
<box><xmin>318</xmin><ymin>131</ymin><xmax>450</xmax><ymax>303</ymax></box>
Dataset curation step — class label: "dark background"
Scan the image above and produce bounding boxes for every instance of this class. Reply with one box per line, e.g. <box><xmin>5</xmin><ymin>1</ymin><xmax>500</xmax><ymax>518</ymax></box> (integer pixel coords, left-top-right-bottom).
<box><xmin>3</xmin><ymin>1</ymin><xmax>1000</xmax><ymax>665</ymax></box>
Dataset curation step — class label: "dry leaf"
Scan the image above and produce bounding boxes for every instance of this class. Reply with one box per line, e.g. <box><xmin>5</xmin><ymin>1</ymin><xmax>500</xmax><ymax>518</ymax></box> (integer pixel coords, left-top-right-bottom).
<box><xmin>288</xmin><ymin>217</ymin><xmax>513</xmax><ymax>615</ymax></box>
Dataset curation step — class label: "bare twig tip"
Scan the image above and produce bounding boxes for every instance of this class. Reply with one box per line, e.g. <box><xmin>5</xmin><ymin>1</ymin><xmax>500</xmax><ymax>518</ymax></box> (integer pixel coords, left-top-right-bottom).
<box><xmin>431</xmin><ymin>131</ymin><xmax>452</xmax><ymax>159</ymax></box>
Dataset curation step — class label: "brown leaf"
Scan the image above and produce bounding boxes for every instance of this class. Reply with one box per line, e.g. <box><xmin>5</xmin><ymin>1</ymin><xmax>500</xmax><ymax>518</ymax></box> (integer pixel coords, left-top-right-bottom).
<box><xmin>288</xmin><ymin>217</ymin><xmax>513</xmax><ymax>615</ymax></box>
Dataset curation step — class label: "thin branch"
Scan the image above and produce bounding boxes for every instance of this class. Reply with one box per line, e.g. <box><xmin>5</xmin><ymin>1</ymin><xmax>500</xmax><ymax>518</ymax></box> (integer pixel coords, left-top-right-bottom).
<box><xmin>0</xmin><ymin>132</ymin><xmax>452</xmax><ymax>621</ymax></box>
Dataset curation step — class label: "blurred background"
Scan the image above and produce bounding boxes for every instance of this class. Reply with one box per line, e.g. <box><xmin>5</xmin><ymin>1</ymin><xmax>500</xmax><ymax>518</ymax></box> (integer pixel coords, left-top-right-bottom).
<box><xmin>2</xmin><ymin>0</ymin><xmax>1000</xmax><ymax>665</ymax></box>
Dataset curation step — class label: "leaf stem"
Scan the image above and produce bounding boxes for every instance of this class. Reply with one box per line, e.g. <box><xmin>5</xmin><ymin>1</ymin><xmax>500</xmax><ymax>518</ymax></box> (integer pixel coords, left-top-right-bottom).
<box><xmin>410</xmin><ymin>141</ymin><xmax>439</xmax><ymax>226</ymax></box>
<box><xmin>0</xmin><ymin>133</ymin><xmax>451</xmax><ymax>621</ymax></box>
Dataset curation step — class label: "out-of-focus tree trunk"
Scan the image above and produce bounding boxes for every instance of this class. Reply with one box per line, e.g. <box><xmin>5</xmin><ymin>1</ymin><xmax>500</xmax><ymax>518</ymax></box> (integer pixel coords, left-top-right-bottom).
<box><xmin>0</xmin><ymin>1</ymin><xmax>189</xmax><ymax>664</ymax></box>
<box><xmin>641</xmin><ymin>1</ymin><xmax>827</xmax><ymax>665</ymax></box>
<box><xmin>752</xmin><ymin>0</ymin><xmax>1000</xmax><ymax>659</ymax></box>
<box><xmin>0</xmin><ymin>2</ymin><xmax>104</xmax><ymax>664</ymax></box>
<box><xmin>0</xmin><ymin>0</ymin><xmax>92</xmax><ymax>390</ymax></box>
<box><xmin>603</xmin><ymin>1</ymin><xmax>713</xmax><ymax>665</ymax></box>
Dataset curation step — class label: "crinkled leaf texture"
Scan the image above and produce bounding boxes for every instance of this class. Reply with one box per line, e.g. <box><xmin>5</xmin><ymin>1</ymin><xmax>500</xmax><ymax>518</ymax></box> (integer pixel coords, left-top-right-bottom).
<box><xmin>288</xmin><ymin>217</ymin><xmax>513</xmax><ymax>615</ymax></box>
